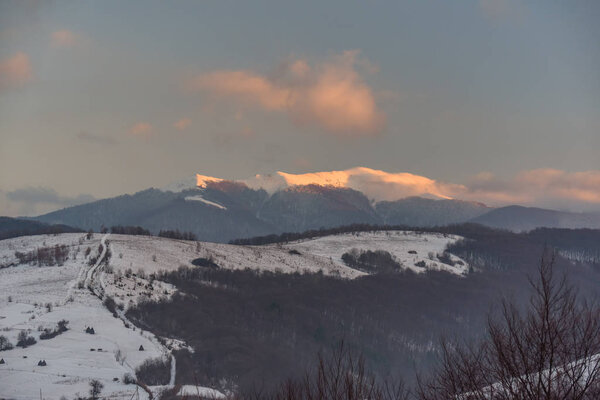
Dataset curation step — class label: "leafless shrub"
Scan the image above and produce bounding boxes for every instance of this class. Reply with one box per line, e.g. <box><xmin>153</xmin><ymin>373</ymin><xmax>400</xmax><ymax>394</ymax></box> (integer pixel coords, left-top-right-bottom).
<box><xmin>242</xmin><ymin>342</ymin><xmax>409</xmax><ymax>400</ymax></box>
<box><xmin>418</xmin><ymin>253</ymin><xmax>600</xmax><ymax>400</ymax></box>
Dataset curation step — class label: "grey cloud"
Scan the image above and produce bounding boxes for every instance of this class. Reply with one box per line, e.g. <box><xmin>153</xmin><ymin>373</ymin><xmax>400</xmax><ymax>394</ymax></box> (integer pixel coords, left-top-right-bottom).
<box><xmin>1</xmin><ymin>187</ymin><xmax>95</xmax><ymax>217</ymax></box>
<box><xmin>76</xmin><ymin>131</ymin><xmax>117</xmax><ymax>146</ymax></box>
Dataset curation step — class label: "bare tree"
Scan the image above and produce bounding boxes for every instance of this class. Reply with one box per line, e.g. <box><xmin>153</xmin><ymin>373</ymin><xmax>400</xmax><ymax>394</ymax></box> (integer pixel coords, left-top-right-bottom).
<box><xmin>242</xmin><ymin>342</ymin><xmax>409</xmax><ymax>400</ymax></box>
<box><xmin>89</xmin><ymin>379</ymin><xmax>104</xmax><ymax>400</ymax></box>
<box><xmin>418</xmin><ymin>253</ymin><xmax>600</xmax><ymax>400</ymax></box>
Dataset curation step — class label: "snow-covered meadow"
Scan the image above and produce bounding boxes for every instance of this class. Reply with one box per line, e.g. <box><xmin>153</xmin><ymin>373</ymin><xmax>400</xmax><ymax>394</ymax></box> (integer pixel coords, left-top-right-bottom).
<box><xmin>282</xmin><ymin>230</ymin><xmax>469</xmax><ymax>275</ymax></box>
<box><xmin>0</xmin><ymin>233</ymin><xmax>218</xmax><ymax>400</ymax></box>
<box><xmin>107</xmin><ymin>230</ymin><xmax>468</xmax><ymax>279</ymax></box>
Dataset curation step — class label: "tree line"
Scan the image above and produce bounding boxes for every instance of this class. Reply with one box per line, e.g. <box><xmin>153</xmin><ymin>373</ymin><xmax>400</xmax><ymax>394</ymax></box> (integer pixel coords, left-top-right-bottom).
<box><xmin>14</xmin><ymin>244</ymin><xmax>69</xmax><ymax>266</ymax></box>
<box><xmin>109</xmin><ymin>225</ymin><xmax>197</xmax><ymax>241</ymax></box>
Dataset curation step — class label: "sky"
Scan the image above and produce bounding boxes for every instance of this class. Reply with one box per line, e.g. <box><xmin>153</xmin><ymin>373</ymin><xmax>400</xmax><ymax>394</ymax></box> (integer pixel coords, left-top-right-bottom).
<box><xmin>0</xmin><ymin>0</ymin><xmax>599</xmax><ymax>216</ymax></box>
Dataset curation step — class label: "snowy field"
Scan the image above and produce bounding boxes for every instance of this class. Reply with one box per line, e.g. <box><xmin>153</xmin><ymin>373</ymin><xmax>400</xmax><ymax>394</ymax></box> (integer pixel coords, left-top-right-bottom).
<box><xmin>0</xmin><ymin>233</ymin><xmax>220</xmax><ymax>400</ymax></box>
<box><xmin>282</xmin><ymin>230</ymin><xmax>469</xmax><ymax>275</ymax></box>
<box><xmin>0</xmin><ymin>230</ymin><xmax>466</xmax><ymax>399</ymax></box>
<box><xmin>108</xmin><ymin>230</ymin><xmax>467</xmax><ymax>279</ymax></box>
<box><xmin>107</xmin><ymin>233</ymin><xmax>361</xmax><ymax>279</ymax></box>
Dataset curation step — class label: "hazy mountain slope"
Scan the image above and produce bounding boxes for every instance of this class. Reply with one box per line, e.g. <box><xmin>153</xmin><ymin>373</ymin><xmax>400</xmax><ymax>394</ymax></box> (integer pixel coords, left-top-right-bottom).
<box><xmin>470</xmin><ymin>205</ymin><xmax>600</xmax><ymax>231</ymax></box>
<box><xmin>34</xmin><ymin>188</ymin><xmax>276</xmax><ymax>242</ymax></box>
<box><xmin>31</xmin><ymin>180</ymin><xmax>600</xmax><ymax>242</ymax></box>
<box><xmin>376</xmin><ymin>197</ymin><xmax>490</xmax><ymax>226</ymax></box>
<box><xmin>0</xmin><ymin>217</ymin><xmax>82</xmax><ymax>240</ymax></box>
<box><xmin>257</xmin><ymin>185</ymin><xmax>382</xmax><ymax>232</ymax></box>
<box><xmin>132</xmin><ymin>197</ymin><xmax>276</xmax><ymax>243</ymax></box>
<box><xmin>34</xmin><ymin>184</ymin><xmax>387</xmax><ymax>242</ymax></box>
<box><xmin>35</xmin><ymin>188</ymin><xmax>180</xmax><ymax>230</ymax></box>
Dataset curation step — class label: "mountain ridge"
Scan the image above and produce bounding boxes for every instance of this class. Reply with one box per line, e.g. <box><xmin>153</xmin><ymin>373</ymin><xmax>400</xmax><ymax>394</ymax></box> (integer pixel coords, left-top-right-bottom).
<box><xmin>26</xmin><ymin>171</ymin><xmax>600</xmax><ymax>242</ymax></box>
<box><xmin>470</xmin><ymin>205</ymin><xmax>600</xmax><ymax>232</ymax></box>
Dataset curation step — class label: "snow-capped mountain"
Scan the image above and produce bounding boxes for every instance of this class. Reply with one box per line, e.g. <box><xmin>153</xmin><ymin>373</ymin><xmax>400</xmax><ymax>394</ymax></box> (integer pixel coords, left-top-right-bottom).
<box><xmin>28</xmin><ymin>167</ymin><xmax>600</xmax><ymax>242</ymax></box>
<box><xmin>172</xmin><ymin>167</ymin><xmax>460</xmax><ymax>201</ymax></box>
<box><xmin>31</xmin><ymin>184</ymin><xmax>487</xmax><ymax>244</ymax></box>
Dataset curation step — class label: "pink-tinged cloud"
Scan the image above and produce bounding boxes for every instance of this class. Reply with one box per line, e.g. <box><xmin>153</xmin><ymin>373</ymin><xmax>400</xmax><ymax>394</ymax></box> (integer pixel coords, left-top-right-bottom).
<box><xmin>0</xmin><ymin>52</ymin><xmax>33</xmax><ymax>92</ymax></box>
<box><xmin>174</xmin><ymin>118</ymin><xmax>192</xmax><ymax>131</ymax></box>
<box><xmin>452</xmin><ymin>169</ymin><xmax>600</xmax><ymax>210</ymax></box>
<box><xmin>242</xmin><ymin>167</ymin><xmax>463</xmax><ymax>201</ymax></box>
<box><xmin>129</xmin><ymin>122</ymin><xmax>153</xmax><ymax>136</ymax></box>
<box><xmin>51</xmin><ymin>30</ymin><xmax>78</xmax><ymax>48</ymax></box>
<box><xmin>189</xmin><ymin>51</ymin><xmax>385</xmax><ymax>136</ymax></box>
<box><xmin>193</xmin><ymin>70</ymin><xmax>290</xmax><ymax>111</ymax></box>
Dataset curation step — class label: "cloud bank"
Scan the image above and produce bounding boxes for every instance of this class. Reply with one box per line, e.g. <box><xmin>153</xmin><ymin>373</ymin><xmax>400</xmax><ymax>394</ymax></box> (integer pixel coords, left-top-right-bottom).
<box><xmin>190</xmin><ymin>51</ymin><xmax>385</xmax><ymax>136</ymax></box>
<box><xmin>0</xmin><ymin>187</ymin><xmax>95</xmax><ymax>217</ymax></box>
<box><xmin>0</xmin><ymin>52</ymin><xmax>32</xmax><ymax>92</ymax></box>
<box><xmin>129</xmin><ymin>122</ymin><xmax>153</xmax><ymax>136</ymax></box>
<box><xmin>174</xmin><ymin>118</ymin><xmax>192</xmax><ymax>131</ymax></box>
<box><xmin>457</xmin><ymin>169</ymin><xmax>600</xmax><ymax>210</ymax></box>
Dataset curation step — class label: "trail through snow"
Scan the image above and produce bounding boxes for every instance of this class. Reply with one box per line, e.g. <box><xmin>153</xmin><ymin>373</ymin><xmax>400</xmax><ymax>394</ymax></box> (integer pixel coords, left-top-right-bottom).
<box><xmin>86</xmin><ymin>234</ymin><xmax>178</xmax><ymax>389</ymax></box>
<box><xmin>0</xmin><ymin>233</ymin><xmax>183</xmax><ymax>399</ymax></box>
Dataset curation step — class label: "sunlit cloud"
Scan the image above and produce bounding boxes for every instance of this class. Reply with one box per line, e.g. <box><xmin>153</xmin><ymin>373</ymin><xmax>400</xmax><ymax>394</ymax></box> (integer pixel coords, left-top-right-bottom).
<box><xmin>129</xmin><ymin>122</ymin><xmax>153</xmax><ymax>136</ymax></box>
<box><xmin>51</xmin><ymin>29</ymin><xmax>79</xmax><ymax>48</ymax></box>
<box><xmin>288</xmin><ymin>59</ymin><xmax>310</xmax><ymax>78</ymax></box>
<box><xmin>173</xmin><ymin>118</ymin><xmax>192</xmax><ymax>131</ymax></box>
<box><xmin>198</xmin><ymin>167</ymin><xmax>600</xmax><ymax>211</ymax></box>
<box><xmin>239</xmin><ymin>167</ymin><xmax>462</xmax><ymax>201</ymax></box>
<box><xmin>0</xmin><ymin>52</ymin><xmax>32</xmax><ymax>92</ymax></box>
<box><xmin>189</xmin><ymin>50</ymin><xmax>385</xmax><ymax>136</ymax></box>
<box><xmin>193</xmin><ymin>70</ymin><xmax>289</xmax><ymax>111</ymax></box>
<box><xmin>455</xmin><ymin>169</ymin><xmax>600</xmax><ymax>210</ymax></box>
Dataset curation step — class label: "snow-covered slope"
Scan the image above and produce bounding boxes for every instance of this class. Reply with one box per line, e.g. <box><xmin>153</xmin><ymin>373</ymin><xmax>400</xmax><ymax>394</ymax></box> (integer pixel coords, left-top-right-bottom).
<box><xmin>282</xmin><ymin>231</ymin><xmax>468</xmax><ymax>275</ymax></box>
<box><xmin>184</xmin><ymin>194</ymin><xmax>227</xmax><ymax>209</ymax></box>
<box><xmin>0</xmin><ymin>234</ymin><xmax>165</xmax><ymax>399</ymax></box>
<box><xmin>107</xmin><ymin>230</ymin><xmax>467</xmax><ymax>278</ymax></box>
<box><xmin>0</xmin><ymin>233</ymin><xmax>221</xmax><ymax>400</ymax></box>
<box><xmin>106</xmin><ymin>233</ymin><xmax>361</xmax><ymax>279</ymax></box>
<box><xmin>0</xmin><ymin>230</ymin><xmax>467</xmax><ymax>399</ymax></box>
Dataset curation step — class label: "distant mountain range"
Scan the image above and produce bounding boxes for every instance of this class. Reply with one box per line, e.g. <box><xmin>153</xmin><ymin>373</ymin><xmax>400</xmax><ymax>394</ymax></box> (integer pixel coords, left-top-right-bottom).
<box><xmin>26</xmin><ymin>176</ymin><xmax>600</xmax><ymax>242</ymax></box>
<box><xmin>0</xmin><ymin>217</ymin><xmax>82</xmax><ymax>240</ymax></box>
<box><xmin>470</xmin><ymin>205</ymin><xmax>600</xmax><ymax>232</ymax></box>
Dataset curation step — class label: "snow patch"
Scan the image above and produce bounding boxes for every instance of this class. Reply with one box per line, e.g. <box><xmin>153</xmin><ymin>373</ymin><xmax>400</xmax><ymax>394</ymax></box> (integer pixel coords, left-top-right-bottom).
<box><xmin>184</xmin><ymin>195</ymin><xmax>227</xmax><ymax>210</ymax></box>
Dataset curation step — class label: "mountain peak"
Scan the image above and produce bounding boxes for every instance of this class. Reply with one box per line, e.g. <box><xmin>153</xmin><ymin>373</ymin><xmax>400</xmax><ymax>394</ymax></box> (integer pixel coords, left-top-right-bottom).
<box><xmin>162</xmin><ymin>167</ymin><xmax>458</xmax><ymax>202</ymax></box>
<box><xmin>196</xmin><ymin>174</ymin><xmax>224</xmax><ymax>188</ymax></box>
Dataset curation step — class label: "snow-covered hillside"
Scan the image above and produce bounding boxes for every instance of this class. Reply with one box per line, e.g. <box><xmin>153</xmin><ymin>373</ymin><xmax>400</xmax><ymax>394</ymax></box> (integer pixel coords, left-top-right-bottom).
<box><xmin>106</xmin><ymin>230</ymin><xmax>467</xmax><ymax>278</ymax></box>
<box><xmin>0</xmin><ymin>233</ymin><xmax>221</xmax><ymax>400</ymax></box>
<box><xmin>0</xmin><ymin>230</ymin><xmax>467</xmax><ymax>399</ymax></box>
<box><xmin>282</xmin><ymin>231</ymin><xmax>468</xmax><ymax>275</ymax></box>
